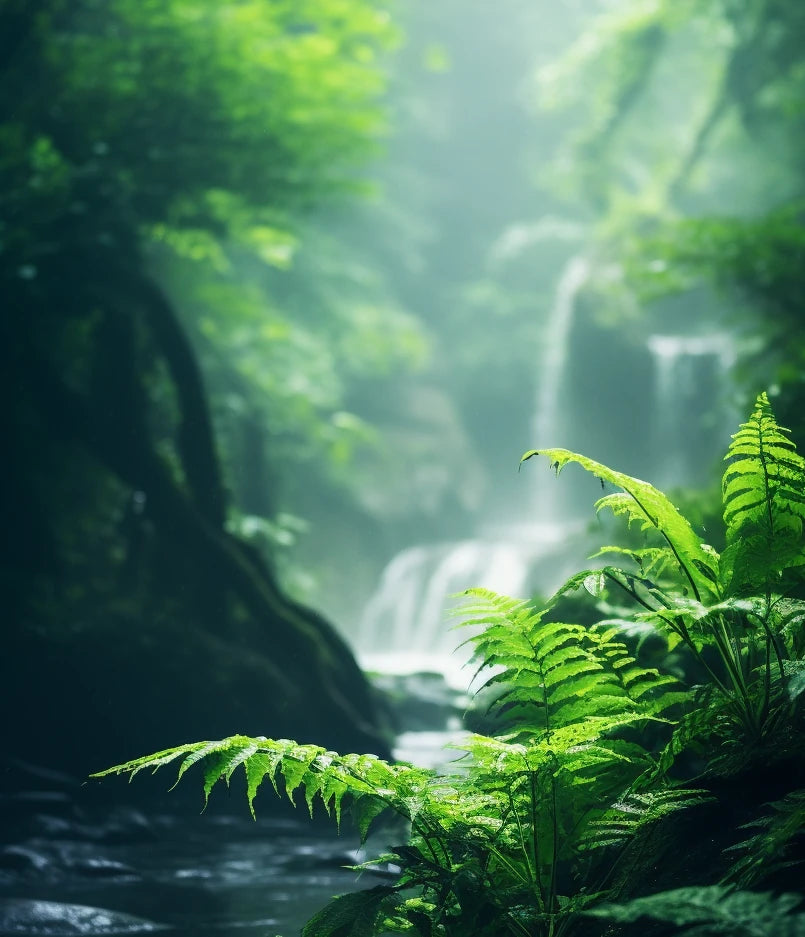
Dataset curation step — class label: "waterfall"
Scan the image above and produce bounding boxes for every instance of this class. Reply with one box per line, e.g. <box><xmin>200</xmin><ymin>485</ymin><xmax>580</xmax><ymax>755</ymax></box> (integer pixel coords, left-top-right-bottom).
<box><xmin>647</xmin><ymin>333</ymin><xmax>736</xmax><ymax>489</ymax></box>
<box><xmin>356</xmin><ymin>256</ymin><xmax>593</xmax><ymax>682</ymax></box>
<box><xmin>357</xmin><ymin>528</ymin><xmax>574</xmax><ymax>686</ymax></box>
<box><xmin>533</xmin><ymin>256</ymin><xmax>590</xmax><ymax>448</ymax></box>
<box><xmin>531</xmin><ymin>255</ymin><xmax>590</xmax><ymax>521</ymax></box>
<box><xmin>356</xmin><ymin>265</ymin><xmax>738</xmax><ymax>689</ymax></box>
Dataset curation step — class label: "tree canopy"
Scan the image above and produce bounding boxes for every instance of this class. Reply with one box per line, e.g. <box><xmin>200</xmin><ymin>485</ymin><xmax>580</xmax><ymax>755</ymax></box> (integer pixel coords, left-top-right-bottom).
<box><xmin>537</xmin><ymin>0</ymin><xmax>805</xmax><ymax>434</ymax></box>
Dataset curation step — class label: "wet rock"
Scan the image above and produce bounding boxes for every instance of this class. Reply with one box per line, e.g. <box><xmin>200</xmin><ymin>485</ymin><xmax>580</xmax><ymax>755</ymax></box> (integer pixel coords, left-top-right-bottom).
<box><xmin>371</xmin><ymin>670</ymin><xmax>466</xmax><ymax>732</ymax></box>
<box><xmin>0</xmin><ymin>898</ymin><xmax>166</xmax><ymax>935</ymax></box>
<box><xmin>65</xmin><ymin>858</ymin><xmax>138</xmax><ymax>880</ymax></box>
<box><xmin>97</xmin><ymin>809</ymin><xmax>155</xmax><ymax>845</ymax></box>
<box><xmin>0</xmin><ymin>846</ymin><xmax>52</xmax><ymax>873</ymax></box>
<box><xmin>29</xmin><ymin>808</ymin><xmax>154</xmax><ymax>845</ymax></box>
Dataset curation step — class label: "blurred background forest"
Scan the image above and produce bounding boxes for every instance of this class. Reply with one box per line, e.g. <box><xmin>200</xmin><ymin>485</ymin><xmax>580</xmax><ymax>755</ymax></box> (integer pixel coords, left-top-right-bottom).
<box><xmin>3</xmin><ymin>0</ymin><xmax>805</xmax><ymax>775</ymax></box>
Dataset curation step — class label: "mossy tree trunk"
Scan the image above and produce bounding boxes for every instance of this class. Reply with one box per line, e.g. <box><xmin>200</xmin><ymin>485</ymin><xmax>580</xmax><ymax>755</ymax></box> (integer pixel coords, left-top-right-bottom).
<box><xmin>3</xmin><ymin>247</ymin><xmax>391</xmax><ymax>774</ymax></box>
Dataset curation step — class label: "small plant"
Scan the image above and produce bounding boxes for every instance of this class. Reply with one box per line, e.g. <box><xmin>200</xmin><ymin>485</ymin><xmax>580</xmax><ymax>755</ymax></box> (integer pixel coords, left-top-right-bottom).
<box><xmin>521</xmin><ymin>392</ymin><xmax>805</xmax><ymax>767</ymax></box>
<box><xmin>94</xmin><ymin>392</ymin><xmax>805</xmax><ymax>937</ymax></box>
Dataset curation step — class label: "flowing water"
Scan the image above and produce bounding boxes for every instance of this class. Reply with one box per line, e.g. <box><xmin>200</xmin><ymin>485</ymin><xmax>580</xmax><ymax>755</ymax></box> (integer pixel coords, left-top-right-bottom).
<box><xmin>0</xmin><ymin>799</ymin><xmax>379</xmax><ymax>937</ymax></box>
<box><xmin>531</xmin><ymin>256</ymin><xmax>591</xmax><ymax>522</ymax></box>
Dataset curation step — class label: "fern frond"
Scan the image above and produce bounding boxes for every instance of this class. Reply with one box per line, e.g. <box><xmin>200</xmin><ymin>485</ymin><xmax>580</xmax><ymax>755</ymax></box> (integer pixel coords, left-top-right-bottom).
<box><xmin>721</xmin><ymin>392</ymin><xmax>805</xmax><ymax>594</ymax></box>
<box><xmin>93</xmin><ymin>735</ymin><xmax>434</xmax><ymax>830</ymax></box>
<box><xmin>592</xmin><ymin>544</ymin><xmax>680</xmax><ymax>581</ymax></box>
<box><xmin>584</xmin><ymin>885</ymin><xmax>805</xmax><ymax>936</ymax></box>
<box><xmin>458</xmin><ymin>588</ymin><xmax>682</xmax><ymax>747</ymax></box>
<box><xmin>91</xmin><ymin>739</ymin><xmax>213</xmax><ymax>781</ymax></box>
<box><xmin>522</xmin><ymin>447</ymin><xmax>720</xmax><ymax>602</ymax></box>
<box><xmin>649</xmin><ymin>698</ymin><xmax>719</xmax><ymax>781</ymax></box>
<box><xmin>725</xmin><ymin>789</ymin><xmax>805</xmax><ymax>888</ymax></box>
<box><xmin>300</xmin><ymin>885</ymin><xmax>400</xmax><ymax>937</ymax></box>
<box><xmin>579</xmin><ymin>789</ymin><xmax>711</xmax><ymax>851</ymax></box>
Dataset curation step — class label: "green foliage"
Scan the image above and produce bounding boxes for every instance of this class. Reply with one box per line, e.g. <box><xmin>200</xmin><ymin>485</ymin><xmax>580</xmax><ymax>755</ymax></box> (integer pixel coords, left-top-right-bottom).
<box><xmin>520</xmin><ymin>447</ymin><xmax>721</xmax><ymax>603</ymax></box>
<box><xmin>1</xmin><ymin>0</ymin><xmax>416</xmax><ymax>586</ymax></box>
<box><xmin>724</xmin><ymin>789</ymin><xmax>805</xmax><ymax>889</ymax></box>
<box><xmin>94</xmin><ymin>393</ymin><xmax>805</xmax><ymax>936</ymax></box>
<box><xmin>721</xmin><ymin>391</ymin><xmax>805</xmax><ymax>592</ymax></box>
<box><xmin>527</xmin><ymin>394</ymin><xmax>805</xmax><ymax>750</ymax></box>
<box><xmin>456</xmin><ymin>588</ymin><xmax>686</xmax><ymax>753</ymax></box>
<box><xmin>95</xmin><ymin>734</ymin><xmax>431</xmax><ymax>832</ymax></box>
<box><xmin>585</xmin><ymin>885</ymin><xmax>805</xmax><ymax>936</ymax></box>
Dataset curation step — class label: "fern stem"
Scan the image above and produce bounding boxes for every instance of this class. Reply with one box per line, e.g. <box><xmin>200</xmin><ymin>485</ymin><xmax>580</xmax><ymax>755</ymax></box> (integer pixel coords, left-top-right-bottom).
<box><xmin>507</xmin><ymin>788</ymin><xmax>539</xmax><ymax>893</ymax></box>
<box><xmin>624</xmin><ymin>486</ymin><xmax>702</xmax><ymax>603</ymax></box>
<box><xmin>711</xmin><ymin>615</ymin><xmax>761</xmax><ymax>737</ymax></box>
<box><xmin>759</xmin><ymin>632</ymin><xmax>773</xmax><ymax>732</ymax></box>
<box><xmin>603</xmin><ymin>569</ymin><xmax>731</xmax><ymax>695</ymax></box>
<box><xmin>755</xmin><ymin>595</ymin><xmax>787</xmax><ymax>683</ymax></box>
<box><xmin>529</xmin><ymin>770</ymin><xmax>546</xmax><ymax>909</ymax></box>
<box><xmin>548</xmin><ymin>769</ymin><xmax>559</xmax><ymax>920</ymax></box>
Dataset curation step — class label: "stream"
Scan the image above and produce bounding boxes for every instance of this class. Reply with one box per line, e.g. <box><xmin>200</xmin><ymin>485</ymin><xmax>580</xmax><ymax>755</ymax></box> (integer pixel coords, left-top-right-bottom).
<box><xmin>0</xmin><ymin>801</ymin><xmax>379</xmax><ymax>937</ymax></box>
<box><xmin>0</xmin><ymin>671</ymin><xmax>466</xmax><ymax>937</ymax></box>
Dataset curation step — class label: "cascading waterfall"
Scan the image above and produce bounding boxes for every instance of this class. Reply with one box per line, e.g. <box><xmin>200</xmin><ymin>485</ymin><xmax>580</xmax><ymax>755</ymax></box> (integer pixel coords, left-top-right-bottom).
<box><xmin>531</xmin><ymin>254</ymin><xmax>591</xmax><ymax>522</ymax></box>
<box><xmin>356</xmin><ymin>260</ymin><xmax>739</xmax><ymax>691</ymax></box>
<box><xmin>647</xmin><ymin>332</ymin><xmax>737</xmax><ymax>489</ymax></box>
<box><xmin>532</xmin><ymin>256</ymin><xmax>591</xmax><ymax>451</ymax></box>
<box><xmin>357</xmin><ymin>539</ymin><xmax>540</xmax><ymax>685</ymax></box>
<box><xmin>357</xmin><ymin>255</ymin><xmax>593</xmax><ymax>681</ymax></box>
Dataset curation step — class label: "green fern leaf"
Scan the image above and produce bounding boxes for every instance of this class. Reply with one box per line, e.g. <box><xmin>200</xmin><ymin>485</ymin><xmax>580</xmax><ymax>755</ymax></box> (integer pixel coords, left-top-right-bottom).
<box><xmin>319</xmin><ymin>765</ymin><xmax>350</xmax><ymax>828</ymax></box>
<box><xmin>581</xmin><ymin>789</ymin><xmax>710</xmax><ymax>852</ymax></box>
<box><xmin>200</xmin><ymin>737</ymin><xmax>260</xmax><ymax>805</ymax></box>
<box><xmin>300</xmin><ymin>885</ymin><xmax>399</xmax><ymax>937</ymax></box>
<box><xmin>585</xmin><ymin>885</ymin><xmax>805</xmax><ymax>936</ymax></box>
<box><xmin>245</xmin><ymin>752</ymin><xmax>275</xmax><ymax>817</ymax></box>
<box><xmin>278</xmin><ymin>743</ymin><xmax>324</xmax><ymax>803</ymax></box>
<box><xmin>725</xmin><ymin>789</ymin><xmax>805</xmax><ymax>888</ymax></box>
<box><xmin>721</xmin><ymin>392</ymin><xmax>805</xmax><ymax>593</ymax></box>
<box><xmin>522</xmin><ymin>447</ymin><xmax>720</xmax><ymax>602</ymax></box>
<box><xmin>90</xmin><ymin>741</ymin><xmax>209</xmax><ymax>782</ymax></box>
<box><xmin>351</xmin><ymin>794</ymin><xmax>391</xmax><ymax>842</ymax></box>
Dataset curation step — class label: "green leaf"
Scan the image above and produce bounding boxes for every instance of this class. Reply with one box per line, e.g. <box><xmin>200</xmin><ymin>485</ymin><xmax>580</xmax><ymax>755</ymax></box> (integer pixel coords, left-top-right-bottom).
<box><xmin>351</xmin><ymin>795</ymin><xmax>391</xmax><ymax>842</ymax></box>
<box><xmin>522</xmin><ymin>447</ymin><xmax>720</xmax><ymax>602</ymax></box>
<box><xmin>721</xmin><ymin>392</ymin><xmax>805</xmax><ymax>593</ymax></box>
<box><xmin>279</xmin><ymin>744</ymin><xmax>323</xmax><ymax>803</ymax></box>
<box><xmin>245</xmin><ymin>752</ymin><xmax>275</xmax><ymax>818</ymax></box>
<box><xmin>89</xmin><ymin>741</ymin><xmax>208</xmax><ymax>781</ymax></box>
<box><xmin>585</xmin><ymin>885</ymin><xmax>805</xmax><ymax>936</ymax></box>
<box><xmin>301</xmin><ymin>885</ymin><xmax>398</xmax><ymax>937</ymax></box>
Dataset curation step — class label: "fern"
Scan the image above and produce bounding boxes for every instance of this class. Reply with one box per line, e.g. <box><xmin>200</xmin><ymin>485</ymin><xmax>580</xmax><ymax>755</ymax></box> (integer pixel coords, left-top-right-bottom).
<box><xmin>721</xmin><ymin>392</ymin><xmax>805</xmax><ymax>594</ymax></box>
<box><xmin>92</xmin><ymin>735</ymin><xmax>433</xmax><ymax>833</ymax></box>
<box><xmin>579</xmin><ymin>788</ymin><xmax>711</xmax><ymax>851</ymax></box>
<box><xmin>93</xmin><ymin>391</ymin><xmax>805</xmax><ymax>937</ymax></box>
<box><xmin>524</xmin><ymin>395</ymin><xmax>805</xmax><ymax>745</ymax></box>
<box><xmin>456</xmin><ymin>586</ymin><xmax>685</xmax><ymax>740</ymax></box>
<box><xmin>585</xmin><ymin>885</ymin><xmax>805</xmax><ymax>936</ymax></box>
<box><xmin>724</xmin><ymin>789</ymin><xmax>805</xmax><ymax>888</ymax></box>
<box><xmin>521</xmin><ymin>447</ymin><xmax>720</xmax><ymax>602</ymax></box>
